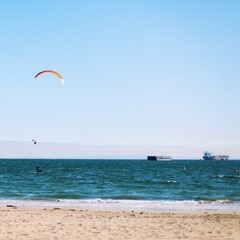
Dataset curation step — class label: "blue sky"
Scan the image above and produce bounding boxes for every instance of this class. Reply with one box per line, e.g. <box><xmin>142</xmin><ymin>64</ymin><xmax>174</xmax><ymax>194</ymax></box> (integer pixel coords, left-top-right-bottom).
<box><xmin>0</xmin><ymin>0</ymin><xmax>240</xmax><ymax>158</ymax></box>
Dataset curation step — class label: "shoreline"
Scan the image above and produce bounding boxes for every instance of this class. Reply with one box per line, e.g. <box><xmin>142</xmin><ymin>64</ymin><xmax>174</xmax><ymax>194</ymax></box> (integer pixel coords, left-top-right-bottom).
<box><xmin>1</xmin><ymin>206</ymin><xmax>239</xmax><ymax>240</ymax></box>
<box><xmin>0</xmin><ymin>198</ymin><xmax>240</xmax><ymax>212</ymax></box>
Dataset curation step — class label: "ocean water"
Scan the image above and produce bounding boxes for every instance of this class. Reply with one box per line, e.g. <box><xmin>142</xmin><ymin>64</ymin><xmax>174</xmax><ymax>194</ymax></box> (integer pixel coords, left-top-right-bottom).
<box><xmin>0</xmin><ymin>159</ymin><xmax>239</xmax><ymax>210</ymax></box>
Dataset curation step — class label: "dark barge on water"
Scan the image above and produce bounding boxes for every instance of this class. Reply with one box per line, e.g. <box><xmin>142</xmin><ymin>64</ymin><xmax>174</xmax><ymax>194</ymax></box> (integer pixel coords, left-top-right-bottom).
<box><xmin>147</xmin><ymin>156</ymin><xmax>172</xmax><ymax>161</ymax></box>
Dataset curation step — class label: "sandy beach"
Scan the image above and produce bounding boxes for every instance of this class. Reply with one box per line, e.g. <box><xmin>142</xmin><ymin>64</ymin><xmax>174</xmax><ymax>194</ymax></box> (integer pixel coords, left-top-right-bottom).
<box><xmin>0</xmin><ymin>207</ymin><xmax>239</xmax><ymax>240</ymax></box>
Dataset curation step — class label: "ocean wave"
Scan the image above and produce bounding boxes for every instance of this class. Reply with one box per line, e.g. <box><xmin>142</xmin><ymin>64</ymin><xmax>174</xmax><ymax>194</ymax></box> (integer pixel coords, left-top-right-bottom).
<box><xmin>212</xmin><ymin>175</ymin><xmax>240</xmax><ymax>179</ymax></box>
<box><xmin>47</xmin><ymin>194</ymin><xmax>81</xmax><ymax>199</ymax></box>
<box><xmin>0</xmin><ymin>198</ymin><xmax>239</xmax><ymax>211</ymax></box>
<box><xmin>111</xmin><ymin>195</ymin><xmax>142</xmax><ymax>200</ymax></box>
<box><xmin>24</xmin><ymin>197</ymin><xmax>55</xmax><ymax>201</ymax></box>
<box><xmin>195</xmin><ymin>196</ymin><xmax>238</xmax><ymax>203</ymax></box>
<box><xmin>159</xmin><ymin>180</ymin><xmax>179</xmax><ymax>184</ymax></box>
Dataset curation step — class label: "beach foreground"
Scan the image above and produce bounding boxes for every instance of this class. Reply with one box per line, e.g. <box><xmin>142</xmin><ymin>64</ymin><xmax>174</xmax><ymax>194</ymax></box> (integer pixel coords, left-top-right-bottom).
<box><xmin>0</xmin><ymin>207</ymin><xmax>239</xmax><ymax>240</ymax></box>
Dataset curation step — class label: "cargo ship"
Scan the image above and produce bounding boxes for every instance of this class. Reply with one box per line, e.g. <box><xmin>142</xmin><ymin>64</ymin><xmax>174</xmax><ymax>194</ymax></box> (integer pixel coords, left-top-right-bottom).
<box><xmin>203</xmin><ymin>151</ymin><xmax>229</xmax><ymax>160</ymax></box>
<box><xmin>147</xmin><ymin>156</ymin><xmax>172</xmax><ymax>161</ymax></box>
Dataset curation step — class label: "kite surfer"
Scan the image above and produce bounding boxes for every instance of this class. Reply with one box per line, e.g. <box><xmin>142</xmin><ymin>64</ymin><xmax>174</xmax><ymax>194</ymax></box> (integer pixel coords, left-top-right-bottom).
<box><xmin>36</xmin><ymin>165</ymin><xmax>42</xmax><ymax>173</ymax></box>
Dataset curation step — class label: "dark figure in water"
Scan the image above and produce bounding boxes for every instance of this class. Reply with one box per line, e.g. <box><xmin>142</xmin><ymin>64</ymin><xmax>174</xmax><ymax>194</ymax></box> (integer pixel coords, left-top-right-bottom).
<box><xmin>36</xmin><ymin>165</ymin><xmax>42</xmax><ymax>172</ymax></box>
<box><xmin>234</xmin><ymin>167</ymin><xmax>238</xmax><ymax>174</ymax></box>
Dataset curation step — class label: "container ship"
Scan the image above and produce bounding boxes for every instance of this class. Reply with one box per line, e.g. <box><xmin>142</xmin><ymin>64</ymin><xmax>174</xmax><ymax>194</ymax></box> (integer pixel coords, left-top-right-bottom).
<box><xmin>203</xmin><ymin>151</ymin><xmax>229</xmax><ymax>160</ymax></box>
<box><xmin>147</xmin><ymin>156</ymin><xmax>172</xmax><ymax>161</ymax></box>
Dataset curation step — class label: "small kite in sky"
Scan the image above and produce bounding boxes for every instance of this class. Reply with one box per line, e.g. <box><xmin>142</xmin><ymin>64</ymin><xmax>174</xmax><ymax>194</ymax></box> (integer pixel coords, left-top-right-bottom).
<box><xmin>34</xmin><ymin>70</ymin><xmax>64</xmax><ymax>85</ymax></box>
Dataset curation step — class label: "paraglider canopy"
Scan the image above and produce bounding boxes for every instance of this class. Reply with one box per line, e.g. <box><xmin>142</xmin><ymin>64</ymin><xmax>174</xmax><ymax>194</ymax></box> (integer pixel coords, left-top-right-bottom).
<box><xmin>34</xmin><ymin>70</ymin><xmax>64</xmax><ymax>85</ymax></box>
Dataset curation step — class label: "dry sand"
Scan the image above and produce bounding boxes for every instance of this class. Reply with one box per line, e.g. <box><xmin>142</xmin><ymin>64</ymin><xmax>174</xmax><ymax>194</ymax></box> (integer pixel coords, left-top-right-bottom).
<box><xmin>0</xmin><ymin>206</ymin><xmax>239</xmax><ymax>240</ymax></box>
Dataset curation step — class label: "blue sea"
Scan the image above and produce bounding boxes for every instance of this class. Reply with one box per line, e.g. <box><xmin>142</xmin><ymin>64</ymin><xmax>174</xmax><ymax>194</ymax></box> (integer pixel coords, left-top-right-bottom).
<box><xmin>0</xmin><ymin>159</ymin><xmax>239</xmax><ymax>211</ymax></box>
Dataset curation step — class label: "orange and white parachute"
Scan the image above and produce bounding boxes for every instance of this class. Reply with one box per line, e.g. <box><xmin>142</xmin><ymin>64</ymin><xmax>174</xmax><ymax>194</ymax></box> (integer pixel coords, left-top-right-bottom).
<box><xmin>34</xmin><ymin>70</ymin><xmax>64</xmax><ymax>85</ymax></box>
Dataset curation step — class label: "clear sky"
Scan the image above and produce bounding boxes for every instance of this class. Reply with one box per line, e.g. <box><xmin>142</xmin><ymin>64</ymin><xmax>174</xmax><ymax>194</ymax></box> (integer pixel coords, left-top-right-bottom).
<box><xmin>0</xmin><ymin>0</ymin><xmax>240</xmax><ymax>158</ymax></box>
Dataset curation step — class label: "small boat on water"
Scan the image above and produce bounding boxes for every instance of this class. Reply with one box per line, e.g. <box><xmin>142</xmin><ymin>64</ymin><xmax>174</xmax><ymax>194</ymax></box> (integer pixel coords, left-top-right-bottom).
<box><xmin>147</xmin><ymin>156</ymin><xmax>172</xmax><ymax>161</ymax></box>
<box><xmin>203</xmin><ymin>151</ymin><xmax>229</xmax><ymax>160</ymax></box>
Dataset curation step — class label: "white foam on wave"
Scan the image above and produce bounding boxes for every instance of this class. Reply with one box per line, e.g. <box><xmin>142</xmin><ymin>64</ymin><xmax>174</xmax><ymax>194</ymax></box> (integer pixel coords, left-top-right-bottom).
<box><xmin>0</xmin><ymin>199</ymin><xmax>240</xmax><ymax>211</ymax></box>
